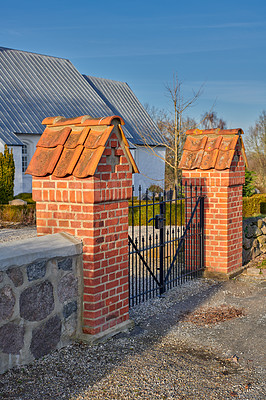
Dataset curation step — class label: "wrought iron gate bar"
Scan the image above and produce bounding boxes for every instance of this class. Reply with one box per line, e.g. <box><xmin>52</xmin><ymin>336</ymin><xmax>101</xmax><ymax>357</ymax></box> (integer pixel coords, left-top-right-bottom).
<box><xmin>164</xmin><ymin>195</ymin><xmax>204</xmax><ymax>283</ymax></box>
<box><xmin>128</xmin><ymin>183</ymin><xmax>204</xmax><ymax>307</ymax></box>
<box><xmin>128</xmin><ymin>235</ymin><xmax>161</xmax><ymax>286</ymax></box>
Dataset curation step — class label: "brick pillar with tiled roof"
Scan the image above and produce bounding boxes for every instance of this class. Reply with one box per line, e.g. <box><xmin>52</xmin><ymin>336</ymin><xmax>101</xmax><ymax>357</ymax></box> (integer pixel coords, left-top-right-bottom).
<box><xmin>179</xmin><ymin>129</ymin><xmax>247</xmax><ymax>278</ymax></box>
<box><xmin>26</xmin><ymin>115</ymin><xmax>138</xmax><ymax>340</ymax></box>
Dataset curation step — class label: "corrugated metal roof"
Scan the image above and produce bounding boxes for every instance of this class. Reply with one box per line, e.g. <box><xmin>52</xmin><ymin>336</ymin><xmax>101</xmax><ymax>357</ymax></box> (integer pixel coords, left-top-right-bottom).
<box><xmin>0</xmin><ymin>130</ymin><xmax>23</xmax><ymax>146</ymax></box>
<box><xmin>0</xmin><ymin>47</ymin><xmax>163</xmax><ymax>147</ymax></box>
<box><xmin>83</xmin><ymin>76</ymin><xmax>163</xmax><ymax>146</ymax></box>
<box><xmin>0</xmin><ymin>47</ymin><xmax>113</xmax><ymax>136</ymax></box>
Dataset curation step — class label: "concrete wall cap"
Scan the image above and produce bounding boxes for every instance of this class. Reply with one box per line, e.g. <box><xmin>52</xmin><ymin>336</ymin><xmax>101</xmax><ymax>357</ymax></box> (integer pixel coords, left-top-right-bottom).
<box><xmin>0</xmin><ymin>232</ymin><xmax>83</xmax><ymax>270</ymax></box>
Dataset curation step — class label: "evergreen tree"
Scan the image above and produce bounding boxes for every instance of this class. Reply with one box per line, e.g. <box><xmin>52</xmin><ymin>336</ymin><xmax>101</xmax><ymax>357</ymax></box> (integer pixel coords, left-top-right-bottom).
<box><xmin>0</xmin><ymin>145</ymin><xmax>15</xmax><ymax>203</ymax></box>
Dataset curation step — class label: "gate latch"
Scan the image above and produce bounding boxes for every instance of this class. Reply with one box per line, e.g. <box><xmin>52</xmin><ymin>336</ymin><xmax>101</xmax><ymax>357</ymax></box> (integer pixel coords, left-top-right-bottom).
<box><xmin>148</xmin><ymin>214</ymin><xmax>164</xmax><ymax>229</ymax></box>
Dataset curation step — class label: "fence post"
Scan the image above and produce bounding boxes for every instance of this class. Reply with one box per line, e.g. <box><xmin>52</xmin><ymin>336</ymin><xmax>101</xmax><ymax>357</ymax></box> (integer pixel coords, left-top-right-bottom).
<box><xmin>26</xmin><ymin>115</ymin><xmax>138</xmax><ymax>341</ymax></box>
<box><xmin>159</xmin><ymin>199</ymin><xmax>165</xmax><ymax>295</ymax></box>
<box><xmin>180</xmin><ymin>129</ymin><xmax>246</xmax><ymax>278</ymax></box>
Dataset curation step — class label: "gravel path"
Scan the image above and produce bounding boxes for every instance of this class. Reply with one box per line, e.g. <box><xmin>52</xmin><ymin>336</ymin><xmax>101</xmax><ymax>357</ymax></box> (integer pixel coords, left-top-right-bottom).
<box><xmin>0</xmin><ymin>277</ymin><xmax>265</xmax><ymax>399</ymax></box>
<box><xmin>0</xmin><ymin>227</ymin><xmax>265</xmax><ymax>399</ymax></box>
<box><xmin>0</xmin><ymin>226</ymin><xmax>37</xmax><ymax>243</ymax></box>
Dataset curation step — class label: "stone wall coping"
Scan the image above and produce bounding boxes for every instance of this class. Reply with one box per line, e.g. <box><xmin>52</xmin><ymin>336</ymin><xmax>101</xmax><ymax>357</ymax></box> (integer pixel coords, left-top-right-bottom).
<box><xmin>0</xmin><ymin>232</ymin><xmax>83</xmax><ymax>270</ymax></box>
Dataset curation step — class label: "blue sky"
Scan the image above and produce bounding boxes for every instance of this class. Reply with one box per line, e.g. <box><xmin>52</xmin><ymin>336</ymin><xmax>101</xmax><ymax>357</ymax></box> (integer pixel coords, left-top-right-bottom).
<box><xmin>1</xmin><ymin>0</ymin><xmax>265</xmax><ymax>135</ymax></box>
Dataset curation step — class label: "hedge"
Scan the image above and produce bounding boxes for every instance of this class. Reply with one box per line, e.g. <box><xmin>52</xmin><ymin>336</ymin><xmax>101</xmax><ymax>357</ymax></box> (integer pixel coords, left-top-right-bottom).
<box><xmin>0</xmin><ymin>204</ymin><xmax>36</xmax><ymax>225</ymax></box>
<box><xmin>129</xmin><ymin>201</ymin><xmax>185</xmax><ymax>226</ymax></box>
<box><xmin>242</xmin><ymin>194</ymin><xmax>266</xmax><ymax>217</ymax></box>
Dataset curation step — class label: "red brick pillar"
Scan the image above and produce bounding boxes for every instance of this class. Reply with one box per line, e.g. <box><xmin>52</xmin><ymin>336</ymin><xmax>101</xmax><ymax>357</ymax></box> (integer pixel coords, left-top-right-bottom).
<box><xmin>180</xmin><ymin>130</ymin><xmax>246</xmax><ymax>278</ymax></box>
<box><xmin>27</xmin><ymin>115</ymin><xmax>138</xmax><ymax>340</ymax></box>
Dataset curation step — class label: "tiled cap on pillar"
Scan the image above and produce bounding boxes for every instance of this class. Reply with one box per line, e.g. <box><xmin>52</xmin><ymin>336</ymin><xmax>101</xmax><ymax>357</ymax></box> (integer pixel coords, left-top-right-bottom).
<box><xmin>179</xmin><ymin>128</ymin><xmax>248</xmax><ymax>170</ymax></box>
<box><xmin>26</xmin><ymin>115</ymin><xmax>138</xmax><ymax>177</ymax></box>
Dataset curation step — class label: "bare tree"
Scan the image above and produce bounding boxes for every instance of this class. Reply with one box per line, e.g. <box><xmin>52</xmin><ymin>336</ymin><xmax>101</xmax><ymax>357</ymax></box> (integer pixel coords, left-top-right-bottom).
<box><xmin>200</xmin><ymin>111</ymin><xmax>227</xmax><ymax>130</ymax></box>
<box><xmin>143</xmin><ymin>75</ymin><xmax>226</xmax><ymax>188</ymax></box>
<box><xmin>246</xmin><ymin>111</ymin><xmax>266</xmax><ymax>192</ymax></box>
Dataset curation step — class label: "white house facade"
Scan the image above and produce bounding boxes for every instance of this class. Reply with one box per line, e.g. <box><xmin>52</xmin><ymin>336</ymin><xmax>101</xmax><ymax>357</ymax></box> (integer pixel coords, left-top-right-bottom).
<box><xmin>0</xmin><ymin>47</ymin><xmax>165</xmax><ymax>196</ymax></box>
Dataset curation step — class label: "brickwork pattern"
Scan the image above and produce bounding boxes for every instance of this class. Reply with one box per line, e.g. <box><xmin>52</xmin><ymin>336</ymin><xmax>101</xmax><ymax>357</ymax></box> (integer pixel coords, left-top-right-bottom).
<box><xmin>32</xmin><ymin>132</ymin><xmax>132</xmax><ymax>335</ymax></box>
<box><xmin>182</xmin><ymin>147</ymin><xmax>245</xmax><ymax>275</ymax></box>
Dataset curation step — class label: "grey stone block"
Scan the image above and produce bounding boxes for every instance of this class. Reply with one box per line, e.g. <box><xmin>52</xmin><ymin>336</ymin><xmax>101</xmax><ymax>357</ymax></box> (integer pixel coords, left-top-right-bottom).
<box><xmin>258</xmin><ymin>235</ymin><xmax>266</xmax><ymax>245</ymax></box>
<box><xmin>63</xmin><ymin>301</ymin><xmax>77</xmax><ymax>319</ymax></box>
<box><xmin>27</xmin><ymin>261</ymin><xmax>46</xmax><ymax>281</ymax></box>
<box><xmin>245</xmin><ymin>224</ymin><xmax>262</xmax><ymax>238</ymax></box>
<box><xmin>58</xmin><ymin>273</ymin><xmax>78</xmax><ymax>303</ymax></box>
<box><xmin>257</xmin><ymin>219</ymin><xmax>263</xmax><ymax>229</ymax></box>
<box><xmin>30</xmin><ymin>315</ymin><xmax>61</xmax><ymax>359</ymax></box>
<box><xmin>58</xmin><ymin>258</ymin><xmax>72</xmax><ymax>271</ymax></box>
<box><xmin>251</xmin><ymin>246</ymin><xmax>261</xmax><ymax>259</ymax></box>
<box><xmin>9</xmin><ymin>199</ymin><xmax>27</xmax><ymax>205</ymax></box>
<box><xmin>7</xmin><ymin>267</ymin><xmax>23</xmax><ymax>287</ymax></box>
<box><xmin>0</xmin><ymin>272</ymin><xmax>3</xmax><ymax>283</ymax></box>
<box><xmin>0</xmin><ymin>323</ymin><xmax>24</xmax><ymax>354</ymax></box>
<box><xmin>0</xmin><ymin>286</ymin><xmax>15</xmax><ymax>321</ymax></box>
<box><xmin>261</xmin><ymin>244</ymin><xmax>266</xmax><ymax>253</ymax></box>
<box><xmin>20</xmin><ymin>281</ymin><xmax>54</xmax><ymax>321</ymax></box>
<box><xmin>243</xmin><ymin>236</ymin><xmax>252</xmax><ymax>250</ymax></box>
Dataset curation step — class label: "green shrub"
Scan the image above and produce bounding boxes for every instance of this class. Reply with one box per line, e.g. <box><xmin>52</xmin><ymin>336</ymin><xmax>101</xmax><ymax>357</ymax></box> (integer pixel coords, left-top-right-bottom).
<box><xmin>243</xmin><ymin>194</ymin><xmax>266</xmax><ymax>217</ymax></box>
<box><xmin>0</xmin><ymin>145</ymin><xmax>15</xmax><ymax>204</ymax></box>
<box><xmin>129</xmin><ymin>200</ymin><xmax>185</xmax><ymax>226</ymax></box>
<box><xmin>243</xmin><ymin>168</ymin><xmax>256</xmax><ymax>197</ymax></box>
<box><xmin>0</xmin><ymin>204</ymin><xmax>36</xmax><ymax>224</ymax></box>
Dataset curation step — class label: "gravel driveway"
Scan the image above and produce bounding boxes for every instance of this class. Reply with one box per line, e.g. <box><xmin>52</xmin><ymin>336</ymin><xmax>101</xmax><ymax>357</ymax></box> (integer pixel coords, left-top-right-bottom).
<box><xmin>0</xmin><ymin>227</ymin><xmax>265</xmax><ymax>399</ymax></box>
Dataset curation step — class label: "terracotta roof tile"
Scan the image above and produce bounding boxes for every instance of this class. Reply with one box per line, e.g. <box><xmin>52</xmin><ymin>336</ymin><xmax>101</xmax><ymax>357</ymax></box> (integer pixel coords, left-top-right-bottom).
<box><xmin>179</xmin><ymin>149</ymin><xmax>204</xmax><ymax>170</ymax></box>
<box><xmin>53</xmin><ymin>145</ymin><xmax>84</xmax><ymax>177</ymax></box>
<box><xmin>215</xmin><ymin>149</ymin><xmax>235</xmax><ymax>170</ymax></box>
<box><xmin>73</xmin><ymin>147</ymin><xmax>103</xmax><ymax>178</ymax></box>
<box><xmin>179</xmin><ymin>128</ymin><xmax>247</xmax><ymax>170</ymax></box>
<box><xmin>37</xmin><ymin>127</ymin><xmax>72</xmax><ymax>148</ymax></box>
<box><xmin>201</xmin><ymin>149</ymin><xmax>219</xmax><ymax>169</ymax></box>
<box><xmin>64</xmin><ymin>127</ymin><xmax>90</xmax><ymax>149</ymax></box>
<box><xmin>26</xmin><ymin>146</ymin><xmax>63</xmax><ymax>177</ymax></box>
<box><xmin>84</xmin><ymin>126</ymin><xmax>113</xmax><ymax>148</ymax></box>
<box><xmin>183</xmin><ymin>136</ymin><xmax>207</xmax><ymax>152</ymax></box>
<box><xmin>205</xmin><ymin>136</ymin><xmax>223</xmax><ymax>152</ymax></box>
<box><xmin>26</xmin><ymin>114</ymin><xmax>138</xmax><ymax>178</ymax></box>
<box><xmin>186</xmin><ymin>128</ymin><xmax>243</xmax><ymax>136</ymax></box>
<box><xmin>43</xmin><ymin>115</ymin><xmax>125</xmax><ymax>127</ymax></box>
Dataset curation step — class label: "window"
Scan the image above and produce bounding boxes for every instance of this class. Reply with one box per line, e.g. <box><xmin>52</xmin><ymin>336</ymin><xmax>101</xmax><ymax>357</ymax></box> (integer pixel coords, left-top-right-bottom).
<box><xmin>22</xmin><ymin>144</ymin><xmax>28</xmax><ymax>172</ymax></box>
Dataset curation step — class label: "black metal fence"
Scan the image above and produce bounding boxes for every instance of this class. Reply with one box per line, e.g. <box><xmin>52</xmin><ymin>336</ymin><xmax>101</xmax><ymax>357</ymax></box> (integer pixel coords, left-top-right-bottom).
<box><xmin>128</xmin><ymin>182</ymin><xmax>204</xmax><ymax>307</ymax></box>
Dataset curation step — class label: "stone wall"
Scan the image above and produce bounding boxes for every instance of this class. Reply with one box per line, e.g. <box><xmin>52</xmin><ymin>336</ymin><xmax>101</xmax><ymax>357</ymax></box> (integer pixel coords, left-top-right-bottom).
<box><xmin>0</xmin><ymin>232</ymin><xmax>83</xmax><ymax>374</ymax></box>
<box><xmin>243</xmin><ymin>216</ymin><xmax>266</xmax><ymax>265</ymax></box>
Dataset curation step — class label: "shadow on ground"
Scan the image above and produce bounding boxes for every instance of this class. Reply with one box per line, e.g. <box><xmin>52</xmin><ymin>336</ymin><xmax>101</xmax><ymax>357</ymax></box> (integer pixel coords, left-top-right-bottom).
<box><xmin>0</xmin><ymin>275</ymin><xmax>265</xmax><ymax>400</ymax></box>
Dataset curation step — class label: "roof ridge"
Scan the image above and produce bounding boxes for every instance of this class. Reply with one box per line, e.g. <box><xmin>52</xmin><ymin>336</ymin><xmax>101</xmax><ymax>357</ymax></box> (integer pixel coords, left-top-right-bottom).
<box><xmin>0</xmin><ymin>46</ymin><xmax>70</xmax><ymax>62</ymax></box>
<box><xmin>85</xmin><ymin>75</ymin><xmax>127</xmax><ymax>85</ymax></box>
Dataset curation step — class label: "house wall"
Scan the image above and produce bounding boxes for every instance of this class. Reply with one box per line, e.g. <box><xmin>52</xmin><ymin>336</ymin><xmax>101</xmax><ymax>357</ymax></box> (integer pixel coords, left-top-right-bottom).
<box><xmin>10</xmin><ymin>146</ymin><xmax>23</xmax><ymax>195</ymax></box>
<box><xmin>16</xmin><ymin>134</ymin><xmax>41</xmax><ymax>194</ymax></box>
<box><xmin>10</xmin><ymin>136</ymin><xmax>165</xmax><ymax>196</ymax></box>
<box><xmin>0</xmin><ymin>142</ymin><xmax>23</xmax><ymax>196</ymax></box>
<box><xmin>132</xmin><ymin>146</ymin><xmax>166</xmax><ymax>192</ymax></box>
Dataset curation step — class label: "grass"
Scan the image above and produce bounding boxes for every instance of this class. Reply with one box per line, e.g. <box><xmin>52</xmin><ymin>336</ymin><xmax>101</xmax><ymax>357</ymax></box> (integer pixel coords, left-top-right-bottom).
<box><xmin>257</xmin><ymin>260</ymin><xmax>266</xmax><ymax>269</ymax></box>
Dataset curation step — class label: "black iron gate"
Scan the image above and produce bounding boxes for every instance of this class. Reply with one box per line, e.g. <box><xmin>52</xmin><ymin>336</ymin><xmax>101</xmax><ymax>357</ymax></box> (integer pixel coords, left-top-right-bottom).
<box><xmin>128</xmin><ymin>182</ymin><xmax>204</xmax><ymax>307</ymax></box>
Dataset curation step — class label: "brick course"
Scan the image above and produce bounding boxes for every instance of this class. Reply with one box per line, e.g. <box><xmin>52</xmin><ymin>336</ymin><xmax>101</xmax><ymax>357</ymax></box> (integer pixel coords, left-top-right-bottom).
<box><xmin>182</xmin><ymin>146</ymin><xmax>245</xmax><ymax>275</ymax></box>
<box><xmin>32</xmin><ymin>131</ymin><xmax>133</xmax><ymax>335</ymax></box>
